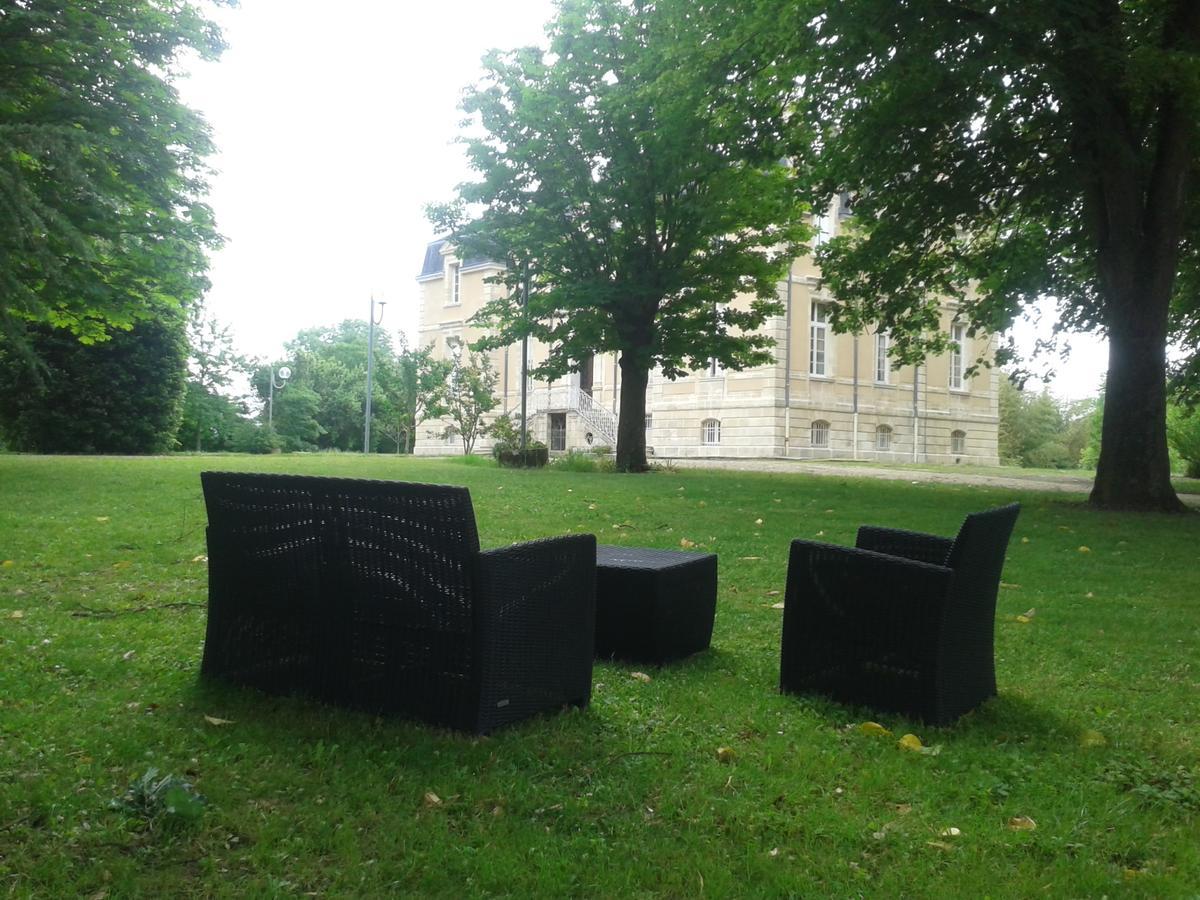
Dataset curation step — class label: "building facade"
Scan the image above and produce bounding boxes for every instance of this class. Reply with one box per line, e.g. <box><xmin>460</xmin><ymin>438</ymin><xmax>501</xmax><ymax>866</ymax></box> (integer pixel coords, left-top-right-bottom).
<box><xmin>413</xmin><ymin>227</ymin><xmax>999</xmax><ymax>464</ymax></box>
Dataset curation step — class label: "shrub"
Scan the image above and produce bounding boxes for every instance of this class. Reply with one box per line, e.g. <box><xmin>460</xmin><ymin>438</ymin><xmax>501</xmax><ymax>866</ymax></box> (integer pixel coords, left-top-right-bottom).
<box><xmin>231</xmin><ymin>422</ymin><xmax>279</xmax><ymax>454</ymax></box>
<box><xmin>495</xmin><ymin>441</ymin><xmax>548</xmax><ymax>468</ymax></box>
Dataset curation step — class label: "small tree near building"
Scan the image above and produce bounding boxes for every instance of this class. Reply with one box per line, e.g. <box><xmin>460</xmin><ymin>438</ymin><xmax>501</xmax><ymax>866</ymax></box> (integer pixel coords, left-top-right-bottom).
<box><xmin>441</xmin><ymin>351</ymin><xmax>499</xmax><ymax>455</ymax></box>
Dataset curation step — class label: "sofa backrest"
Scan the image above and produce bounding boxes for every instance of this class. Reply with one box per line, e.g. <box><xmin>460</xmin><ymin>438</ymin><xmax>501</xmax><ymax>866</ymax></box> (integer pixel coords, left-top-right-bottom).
<box><xmin>201</xmin><ymin>472</ymin><xmax>481</xmax><ymax>635</ymax></box>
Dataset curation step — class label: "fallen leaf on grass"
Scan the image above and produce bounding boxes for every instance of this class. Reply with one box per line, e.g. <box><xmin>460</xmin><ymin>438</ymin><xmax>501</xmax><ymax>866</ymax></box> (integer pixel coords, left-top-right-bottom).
<box><xmin>1000</xmin><ymin>582</ymin><xmax>1021</xmax><ymax>590</ymax></box>
<box><xmin>940</xmin><ymin>827</ymin><xmax>961</xmax><ymax>837</ymax></box>
<box><xmin>423</xmin><ymin>791</ymin><xmax>442</xmax><ymax>808</ymax></box>
<box><xmin>770</xmin><ymin>602</ymin><xmax>785</xmax><ymax>610</ymax></box>
<box><xmin>1078</xmin><ymin>546</ymin><xmax>1091</xmax><ymax>554</ymax></box>
<box><xmin>8</xmin><ymin>610</ymin><xmax>23</xmax><ymax>619</ymax></box>
<box><xmin>765</xmin><ymin>590</ymin><xmax>780</xmax><ymax>596</ymax></box>
<box><xmin>716</xmin><ymin>746</ymin><xmax>736</xmax><ymax>763</ymax></box>
<box><xmin>1007</xmin><ymin>815</ymin><xmax>1037</xmax><ymax>831</ymax></box>
<box><xmin>1020</xmin><ymin>537</ymin><xmax>1030</xmax><ymax>543</ymax></box>
<box><xmin>1</xmin><ymin>560</ymin><xmax>13</xmax><ymax>568</ymax></box>
<box><xmin>738</xmin><ymin>556</ymin><xmax>762</xmax><ymax>561</ymax></box>
<box><xmin>1085</xmin><ymin>591</ymin><xmax>1094</xmax><ymax>598</ymax></box>
<box><xmin>926</xmin><ymin>840</ymin><xmax>954</xmax><ymax>851</ymax></box>
<box><xmin>95</xmin><ymin>517</ymin><xmax>110</xmax><ymax>523</ymax></box>
<box><xmin>191</xmin><ymin>555</ymin><xmax>208</xmax><ymax>563</ymax></box>
<box><xmin>588</xmin><ymin>504</ymin><xmax>597</xmax><ymax>510</ymax></box>
<box><xmin>1079</xmin><ymin>729</ymin><xmax>1107</xmax><ymax>748</ymax></box>
<box><xmin>859</xmin><ymin>722</ymin><xmax>892</xmax><ymax>737</ymax></box>
<box><xmin>754</xmin><ymin>518</ymin><xmax>763</xmax><ymax>526</ymax></box>
<box><xmin>122</xmin><ymin>651</ymin><xmax>136</xmax><ymax>661</ymax></box>
<box><xmin>203</xmin><ymin>715</ymin><xmax>235</xmax><ymax>726</ymax></box>
<box><xmin>112</xmin><ymin>561</ymin><xmax>131</xmax><ymax>570</ymax></box>
<box><xmin>630</xmin><ymin>671</ymin><xmax>652</xmax><ymax>683</ymax></box>
<box><xmin>898</xmin><ymin>733</ymin><xmax>924</xmax><ymax>752</ymax></box>
<box><xmin>679</xmin><ymin>538</ymin><xmax>696</xmax><ymax>549</ymax></box>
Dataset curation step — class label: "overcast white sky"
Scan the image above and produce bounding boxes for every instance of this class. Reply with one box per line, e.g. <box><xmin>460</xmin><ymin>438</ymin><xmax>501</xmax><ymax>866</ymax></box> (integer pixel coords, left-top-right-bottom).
<box><xmin>179</xmin><ymin>0</ymin><xmax>1108</xmax><ymax>401</ymax></box>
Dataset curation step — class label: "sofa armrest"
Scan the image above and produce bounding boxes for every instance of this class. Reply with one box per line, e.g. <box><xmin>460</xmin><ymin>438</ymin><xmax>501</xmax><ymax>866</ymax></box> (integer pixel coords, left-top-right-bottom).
<box><xmin>856</xmin><ymin>525</ymin><xmax>954</xmax><ymax>566</ymax></box>
<box><xmin>471</xmin><ymin>534</ymin><xmax>597</xmax><ymax>732</ymax></box>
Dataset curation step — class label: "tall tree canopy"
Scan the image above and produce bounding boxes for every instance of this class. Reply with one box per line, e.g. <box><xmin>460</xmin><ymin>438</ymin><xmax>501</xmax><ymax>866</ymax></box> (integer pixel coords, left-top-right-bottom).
<box><xmin>0</xmin><ymin>0</ymin><xmax>224</xmax><ymax>348</ymax></box>
<box><xmin>790</xmin><ymin>0</ymin><xmax>1199</xmax><ymax>510</ymax></box>
<box><xmin>440</xmin><ymin>0</ymin><xmax>808</xmax><ymax>471</ymax></box>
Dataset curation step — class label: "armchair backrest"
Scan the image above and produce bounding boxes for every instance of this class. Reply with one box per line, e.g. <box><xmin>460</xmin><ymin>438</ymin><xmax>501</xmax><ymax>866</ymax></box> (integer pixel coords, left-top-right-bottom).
<box><xmin>944</xmin><ymin>503</ymin><xmax>1021</xmax><ymax>598</ymax></box>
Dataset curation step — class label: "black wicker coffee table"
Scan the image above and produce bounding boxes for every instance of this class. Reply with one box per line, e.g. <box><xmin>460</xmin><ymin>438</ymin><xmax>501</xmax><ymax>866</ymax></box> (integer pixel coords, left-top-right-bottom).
<box><xmin>594</xmin><ymin>545</ymin><xmax>718</xmax><ymax>664</ymax></box>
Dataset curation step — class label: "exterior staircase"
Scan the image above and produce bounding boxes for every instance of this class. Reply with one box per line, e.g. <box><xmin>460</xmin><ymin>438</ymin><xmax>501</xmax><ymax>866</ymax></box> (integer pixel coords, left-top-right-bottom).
<box><xmin>528</xmin><ymin>384</ymin><xmax>618</xmax><ymax>447</ymax></box>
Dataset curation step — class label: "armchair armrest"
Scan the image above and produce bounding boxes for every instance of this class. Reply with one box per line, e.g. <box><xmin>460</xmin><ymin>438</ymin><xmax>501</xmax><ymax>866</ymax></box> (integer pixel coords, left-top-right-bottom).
<box><xmin>856</xmin><ymin>525</ymin><xmax>954</xmax><ymax>566</ymax></box>
<box><xmin>780</xmin><ymin>539</ymin><xmax>954</xmax><ymax>698</ymax></box>
<box><xmin>471</xmin><ymin>534</ymin><xmax>597</xmax><ymax>732</ymax></box>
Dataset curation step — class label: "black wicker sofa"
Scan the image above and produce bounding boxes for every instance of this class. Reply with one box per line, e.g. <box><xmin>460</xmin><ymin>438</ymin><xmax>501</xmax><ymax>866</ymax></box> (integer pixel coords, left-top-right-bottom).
<box><xmin>199</xmin><ymin>471</ymin><xmax>597</xmax><ymax>733</ymax></box>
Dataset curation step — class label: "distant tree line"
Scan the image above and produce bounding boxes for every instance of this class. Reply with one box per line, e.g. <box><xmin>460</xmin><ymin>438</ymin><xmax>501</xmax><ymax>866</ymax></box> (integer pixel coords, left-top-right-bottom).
<box><xmin>999</xmin><ymin>378</ymin><xmax>1200</xmax><ymax>477</ymax></box>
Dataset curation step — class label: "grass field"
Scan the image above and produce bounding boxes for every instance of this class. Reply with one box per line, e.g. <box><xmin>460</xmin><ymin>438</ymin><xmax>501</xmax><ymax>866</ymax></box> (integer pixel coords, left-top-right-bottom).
<box><xmin>1</xmin><ymin>454</ymin><xmax>1197</xmax><ymax>897</ymax></box>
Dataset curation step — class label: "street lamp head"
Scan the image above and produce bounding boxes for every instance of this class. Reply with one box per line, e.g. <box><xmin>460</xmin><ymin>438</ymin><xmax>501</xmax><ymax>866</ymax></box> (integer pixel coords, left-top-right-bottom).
<box><xmin>277</xmin><ymin>365</ymin><xmax>292</xmax><ymax>381</ymax></box>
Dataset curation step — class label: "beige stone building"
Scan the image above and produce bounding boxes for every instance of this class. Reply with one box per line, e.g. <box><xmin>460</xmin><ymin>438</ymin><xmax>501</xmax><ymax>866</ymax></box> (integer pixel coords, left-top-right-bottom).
<box><xmin>414</xmin><ymin>217</ymin><xmax>999</xmax><ymax>464</ymax></box>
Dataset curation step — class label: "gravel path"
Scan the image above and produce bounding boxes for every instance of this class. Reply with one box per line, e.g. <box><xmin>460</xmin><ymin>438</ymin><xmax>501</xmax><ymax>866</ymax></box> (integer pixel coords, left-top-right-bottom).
<box><xmin>658</xmin><ymin>457</ymin><xmax>1200</xmax><ymax>506</ymax></box>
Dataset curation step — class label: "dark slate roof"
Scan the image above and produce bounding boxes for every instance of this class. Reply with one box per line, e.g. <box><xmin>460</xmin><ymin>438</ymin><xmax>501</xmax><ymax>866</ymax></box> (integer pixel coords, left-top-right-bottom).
<box><xmin>418</xmin><ymin>238</ymin><xmax>499</xmax><ymax>278</ymax></box>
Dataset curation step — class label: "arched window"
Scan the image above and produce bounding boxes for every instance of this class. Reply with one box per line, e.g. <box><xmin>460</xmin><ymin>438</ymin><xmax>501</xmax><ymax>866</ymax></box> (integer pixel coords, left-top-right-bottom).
<box><xmin>811</xmin><ymin>420</ymin><xmax>830</xmax><ymax>448</ymax></box>
<box><xmin>876</xmin><ymin>424</ymin><xmax>893</xmax><ymax>450</ymax></box>
<box><xmin>951</xmin><ymin>430</ymin><xmax>967</xmax><ymax>454</ymax></box>
<box><xmin>701</xmin><ymin>418</ymin><xmax>721</xmax><ymax>445</ymax></box>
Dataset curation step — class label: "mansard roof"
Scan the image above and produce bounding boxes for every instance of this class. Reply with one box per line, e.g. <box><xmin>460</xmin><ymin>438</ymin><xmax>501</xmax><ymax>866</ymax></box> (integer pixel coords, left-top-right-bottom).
<box><xmin>418</xmin><ymin>238</ymin><xmax>499</xmax><ymax>279</ymax></box>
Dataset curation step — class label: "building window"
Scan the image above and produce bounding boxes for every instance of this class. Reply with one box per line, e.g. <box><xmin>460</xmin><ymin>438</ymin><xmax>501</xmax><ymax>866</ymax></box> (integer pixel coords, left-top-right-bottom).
<box><xmin>645</xmin><ymin>414</ymin><xmax>653</xmax><ymax>432</ymax></box>
<box><xmin>810</xmin><ymin>302</ymin><xmax>830</xmax><ymax>376</ymax></box>
<box><xmin>874</xmin><ymin>330</ymin><xmax>889</xmax><ymax>384</ymax></box>
<box><xmin>549</xmin><ymin>413</ymin><xmax>567</xmax><ymax>452</ymax></box>
<box><xmin>812</xmin><ymin>212</ymin><xmax>835</xmax><ymax>248</ymax></box>
<box><xmin>701</xmin><ymin>418</ymin><xmax>721</xmax><ymax>445</ymax></box>
<box><xmin>951</xmin><ymin>429</ymin><xmax>966</xmax><ymax>454</ymax></box>
<box><xmin>811</xmin><ymin>419</ymin><xmax>830</xmax><ymax>448</ymax></box>
<box><xmin>950</xmin><ymin>323</ymin><xmax>966</xmax><ymax>390</ymax></box>
<box><xmin>707</xmin><ymin>357</ymin><xmax>722</xmax><ymax>377</ymax></box>
<box><xmin>876</xmin><ymin>424</ymin><xmax>892</xmax><ymax>450</ymax></box>
<box><xmin>448</xmin><ymin>263</ymin><xmax>461</xmax><ymax>305</ymax></box>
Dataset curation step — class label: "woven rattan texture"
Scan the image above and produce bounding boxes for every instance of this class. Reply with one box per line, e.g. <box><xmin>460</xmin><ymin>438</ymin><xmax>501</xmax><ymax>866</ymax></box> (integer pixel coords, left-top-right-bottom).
<box><xmin>595</xmin><ymin>545</ymin><xmax>718</xmax><ymax>664</ymax></box>
<box><xmin>780</xmin><ymin>504</ymin><xmax>1020</xmax><ymax>725</ymax></box>
<box><xmin>200</xmin><ymin>471</ymin><xmax>595</xmax><ymax>733</ymax></box>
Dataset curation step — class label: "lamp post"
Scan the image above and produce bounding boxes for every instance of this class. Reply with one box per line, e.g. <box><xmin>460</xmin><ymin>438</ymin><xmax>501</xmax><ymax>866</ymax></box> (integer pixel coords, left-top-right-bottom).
<box><xmin>267</xmin><ymin>365</ymin><xmax>291</xmax><ymax>429</ymax></box>
<box><xmin>364</xmin><ymin>296</ymin><xmax>386</xmax><ymax>453</ymax></box>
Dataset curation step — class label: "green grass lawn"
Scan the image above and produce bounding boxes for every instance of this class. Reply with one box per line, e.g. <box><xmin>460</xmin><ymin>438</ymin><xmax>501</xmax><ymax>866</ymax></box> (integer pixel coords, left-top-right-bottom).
<box><xmin>1</xmin><ymin>454</ymin><xmax>1197</xmax><ymax>896</ymax></box>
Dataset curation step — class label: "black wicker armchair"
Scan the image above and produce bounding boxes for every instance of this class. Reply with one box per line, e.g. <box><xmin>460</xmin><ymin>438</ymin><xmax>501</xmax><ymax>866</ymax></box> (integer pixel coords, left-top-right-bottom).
<box><xmin>200</xmin><ymin>472</ymin><xmax>596</xmax><ymax>733</ymax></box>
<box><xmin>780</xmin><ymin>503</ymin><xmax>1020</xmax><ymax>725</ymax></box>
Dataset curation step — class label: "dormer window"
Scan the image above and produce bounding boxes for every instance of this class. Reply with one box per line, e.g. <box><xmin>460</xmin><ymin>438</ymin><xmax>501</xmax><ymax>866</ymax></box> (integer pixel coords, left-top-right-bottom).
<box><xmin>447</xmin><ymin>262</ymin><xmax>462</xmax><ymax>306</ymax></box>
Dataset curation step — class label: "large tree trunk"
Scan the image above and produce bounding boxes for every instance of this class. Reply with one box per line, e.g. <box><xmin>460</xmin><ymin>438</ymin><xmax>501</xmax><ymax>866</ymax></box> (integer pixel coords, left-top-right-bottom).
<box><xmin>615</xmin><ymin>353</ymin><xmax>650</xmax><ymax>472</ymax></box>
<box><xmin>1090</xmin><ymin>286</ymin><xmax>1185</xmax><ymax>511</ymax></box>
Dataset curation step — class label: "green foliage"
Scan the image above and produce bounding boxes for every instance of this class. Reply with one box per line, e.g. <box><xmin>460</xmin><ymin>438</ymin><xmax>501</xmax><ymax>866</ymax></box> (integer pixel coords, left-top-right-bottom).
<box><xmin>176</xmin><ymin>382</ymin><xmax>248</xmax><ymax>452</ymax></box>
<box><xmin>230</xmin><ymin>422</ymin><xmax>280</xmax><ymax>455</ymax></box>
<box><xmin>998</xmin><ymin>379</ymin><xmax>1096</xmax><ymax>469</ymax></box>
<box><xmin>0</xmin><ymin>1</ymin><xmax>224</xmax><ymax>349</ymax></box>
<box><xmin>0</xmin><ymin>319</ymin><xmax>187</xmax><ymax>453</ymax></box>
<box><xmin>178</xmin><ymin>306</ymin><xmax>251</xmax><ymax>451</ymax></box>
<box><xmin>444</xmin><ymin>0</ymin><xmax>809</xmax><ymax>470</ymax></box>
<box><xmin>549</xmin><ymin>449</ymin><xmax>615</xmax><ymax>473</ymax></box>
<box><xmin>376</xmin><ymin>337</ymin><xmax>451</xmax><ymax>454</ymax></box>
<box><xmin>790</xmin><ymin>0</ymin><xmax>1198</xmax><ymax>508</ymax></box>
<box><xmin>441</xmin><ymin>351</ymin><xmax>499</xmax><ymax>455</ymax></box>
<box><xmin>112</xmin><ymin>768</ymin><xmax>207</xmax><ymax>832</ymax></box>
<box><xmin>1167</xmin><ymin>405</ymin><xmax>1200</xmax><ymax>478</ymax></box>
